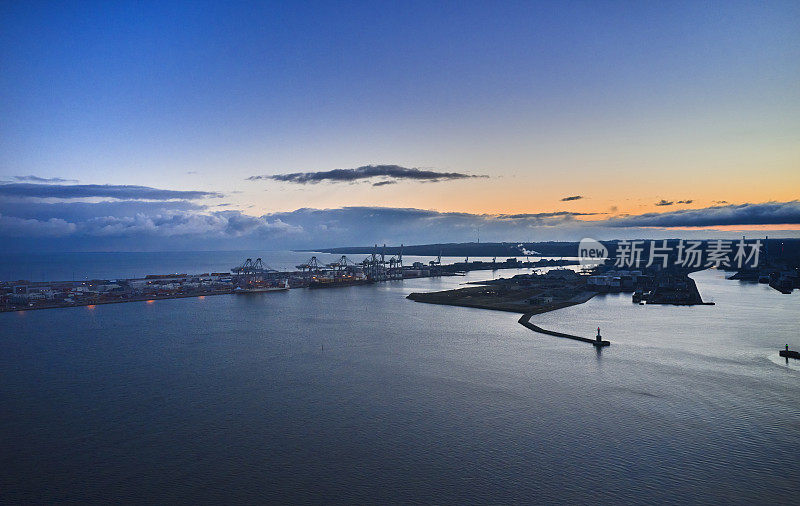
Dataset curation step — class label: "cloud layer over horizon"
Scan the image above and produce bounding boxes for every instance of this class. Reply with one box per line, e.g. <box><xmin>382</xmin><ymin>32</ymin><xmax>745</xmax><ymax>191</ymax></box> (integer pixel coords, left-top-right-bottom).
<box><xmin>605</xmin><ymin>201</ymin><xmax>800</xmax><ymax>228</ymax></box>
<box><xmin>2</xmin><ymin>184</ymin><xmax>799</xmax><ymax>252</ymax></box>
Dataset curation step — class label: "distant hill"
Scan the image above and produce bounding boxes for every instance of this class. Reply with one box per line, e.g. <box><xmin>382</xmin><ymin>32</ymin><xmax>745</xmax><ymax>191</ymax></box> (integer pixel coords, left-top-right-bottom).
<box><xmin>305</xmin><ymin>241</ymin><xmax>589</xmax><ymax>257</ymax></box>
<box><xmin>303</xmin><ymin>239</ymin><xmax>800</xmax><ymax>265</ymax></box>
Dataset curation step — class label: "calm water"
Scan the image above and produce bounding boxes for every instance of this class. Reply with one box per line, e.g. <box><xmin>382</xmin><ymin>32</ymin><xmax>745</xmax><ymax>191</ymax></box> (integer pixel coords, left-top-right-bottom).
<box><xmin>1</xmin><ymin>269</ymin><xmax>798</xmax><ymax>503</ymax></box>
<box><xmin>0</xmin><ymin>250</ymin><xmax>520</xmax><ymax>282</ymax></box>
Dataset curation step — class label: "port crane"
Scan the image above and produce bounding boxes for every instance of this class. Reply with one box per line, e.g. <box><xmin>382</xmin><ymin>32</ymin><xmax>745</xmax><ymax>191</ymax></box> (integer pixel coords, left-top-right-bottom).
<box><xmin>296</xmin><ymin>256</ymin><xmax>322</xmax><ymax>274</ymax></box>
<box><xmin>231</xmin><ymin>258</ymin><xmax>278</xmax><ymax>285</ymax></box>
<box><xmin>325</xmin><ymin>256</ymin><xmax>357</xmax><ymax>276</ymax></box>
<box><xmin>360</xmin><ymin>244</ymin><xmax>404</xmax><ymax>281</ymax></box>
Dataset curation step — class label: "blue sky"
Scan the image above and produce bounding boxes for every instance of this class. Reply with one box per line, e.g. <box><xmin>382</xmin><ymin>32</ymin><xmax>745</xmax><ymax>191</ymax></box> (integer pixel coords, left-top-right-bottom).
<box><xmin>1</xmin><ymin>1</ymin><xmax>798</xmax><ymax>251</ymax></box>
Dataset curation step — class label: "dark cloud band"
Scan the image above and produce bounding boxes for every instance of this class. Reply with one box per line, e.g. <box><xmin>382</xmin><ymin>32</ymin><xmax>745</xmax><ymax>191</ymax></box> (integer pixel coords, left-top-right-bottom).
<box><xmin>497</xmin><ymin>211</ymin><xmax>602</xmax><ymax>219</ymax></box>
<box><xmin>248</xmin><ymin>164</ymin><xmax>487</xmax><ymax>185</ymax></box>
<box><xmin>13</xmin><ymin>175</ymin><xmax>79</xmax><ymax>183</ymax></box>
<box><xmin>0</xmin><ymin>183</ymin><xmax>222</xmax><ymax>200</ymax></box>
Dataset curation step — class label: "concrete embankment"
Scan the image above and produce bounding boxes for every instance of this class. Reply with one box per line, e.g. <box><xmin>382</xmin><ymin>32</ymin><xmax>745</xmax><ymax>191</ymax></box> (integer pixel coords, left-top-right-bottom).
<box><xmin>518</xmin><ymin>312</ymin><xmax>610</xmax><ymax>346</ymax></box>
<box><xmin>0</xmin><ymin>290</ymin><xmax>239</xmax><ymax>313</ymax></box>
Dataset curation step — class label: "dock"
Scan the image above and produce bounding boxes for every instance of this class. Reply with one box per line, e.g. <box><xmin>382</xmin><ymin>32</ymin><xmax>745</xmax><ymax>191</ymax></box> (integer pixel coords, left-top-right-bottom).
<box><xmin>2</xmin><ymin>253</ymin><xmax>574</xmax><ymax>313</ymax></box>
<box><xmin>518</xmin><ymin>313</ymin><xmax>610</xmax><ymax>347</ymax></box>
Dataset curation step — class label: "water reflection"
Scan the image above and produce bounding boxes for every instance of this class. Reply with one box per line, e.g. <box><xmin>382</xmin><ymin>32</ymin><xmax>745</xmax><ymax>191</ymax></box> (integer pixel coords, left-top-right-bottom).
<box><xmin>0</xmin><ymin>268</ymin><xmax>797</xmax><ymax>503</ymax></box>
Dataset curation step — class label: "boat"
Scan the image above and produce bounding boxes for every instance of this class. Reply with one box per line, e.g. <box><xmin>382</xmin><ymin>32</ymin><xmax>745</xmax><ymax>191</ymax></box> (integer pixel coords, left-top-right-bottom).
<box><xmin>308</xmin><ymin>276</ymin><xmax>372</xmax><ymax>288</ymax></box>
<box><xmin>234</xmin><ymin>280</ymin><xmax>289</xmax><ymax>294</ymax></box>
<box><xmin>235</xmin><ymin>286</ymin><xmax>288</xmax><ymax>293</ymax></box>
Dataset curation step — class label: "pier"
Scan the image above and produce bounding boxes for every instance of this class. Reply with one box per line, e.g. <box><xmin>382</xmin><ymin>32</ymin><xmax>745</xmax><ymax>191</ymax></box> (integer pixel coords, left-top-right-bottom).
<box><xmin>518</xmin><ymin>313</ymin><xmax>610</xmax><ymax>346</ymax></box>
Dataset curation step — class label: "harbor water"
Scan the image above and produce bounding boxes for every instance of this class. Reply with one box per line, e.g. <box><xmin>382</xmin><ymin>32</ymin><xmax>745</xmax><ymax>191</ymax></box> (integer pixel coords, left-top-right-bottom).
<box><xmin>1</xmin><ymin>267</ymin><xmax>798</xmax><ymax>503</ymax></box>
<box><xmin>0</xmin><ymin>250</ymin><xmax>513</xmax><ymax>282</ymax></box>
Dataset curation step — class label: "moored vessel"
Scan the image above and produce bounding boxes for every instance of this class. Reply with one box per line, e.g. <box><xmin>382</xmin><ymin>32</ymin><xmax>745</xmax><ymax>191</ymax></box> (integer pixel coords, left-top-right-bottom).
<box><xmin>234</xmin><ymin>279</ymin><xmax>289</xmax><ymax>294</ymax></box>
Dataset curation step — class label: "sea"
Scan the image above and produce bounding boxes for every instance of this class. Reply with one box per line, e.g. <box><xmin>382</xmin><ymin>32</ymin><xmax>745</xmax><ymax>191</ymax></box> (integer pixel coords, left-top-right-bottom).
<box><xmin>0</xmin><ymin>250</ymin><xmax>506</xmax><ymax>282</ymax></box>
<box><xmin>0</xmin><ymin>251</ymin><xmax>798</xmax><ymax>503</ymax></box>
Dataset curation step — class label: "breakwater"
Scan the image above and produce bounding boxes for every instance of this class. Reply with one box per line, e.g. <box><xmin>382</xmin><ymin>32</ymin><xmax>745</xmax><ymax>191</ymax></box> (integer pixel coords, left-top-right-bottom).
<box><xmin>518</xmin><ymin>312</ymin><xmax>610</xmax><ymax>346</ymax></box>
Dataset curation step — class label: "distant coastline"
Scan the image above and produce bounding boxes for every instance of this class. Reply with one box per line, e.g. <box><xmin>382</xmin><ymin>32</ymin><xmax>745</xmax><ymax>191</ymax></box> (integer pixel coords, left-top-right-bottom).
<box><xmin>304</xmin><ymin>238</ymin><xmax>800</xmax><ymax>259</ymax></box>
<box><xmin>0</xmin><ymin>290</ymin><xmax>237</xmax><ymax>313</ymax></box>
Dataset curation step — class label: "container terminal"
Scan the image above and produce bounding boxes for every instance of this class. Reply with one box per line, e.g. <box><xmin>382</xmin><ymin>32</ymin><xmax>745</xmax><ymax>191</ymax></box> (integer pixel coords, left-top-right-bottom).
<box><xmin>0</xmin><ymin>245</ymin><xmax>577</xmax><ymax>312</ymax></box>
<box><xmin>3</xmin><ymin>241</ymin><xmax>796</xmax><ymax>313</ymax></box>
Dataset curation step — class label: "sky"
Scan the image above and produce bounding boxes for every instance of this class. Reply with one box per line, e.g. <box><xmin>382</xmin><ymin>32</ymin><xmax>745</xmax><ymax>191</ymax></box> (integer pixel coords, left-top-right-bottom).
<box><xmin>1</xmin><ymin>1</ymin><xmax>798</xmax><ymax>252</ymax></box>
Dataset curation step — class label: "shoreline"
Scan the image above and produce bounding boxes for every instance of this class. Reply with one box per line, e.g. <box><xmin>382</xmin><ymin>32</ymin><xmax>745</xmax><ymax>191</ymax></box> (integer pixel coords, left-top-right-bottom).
<box><xmin>1</xmin><ymin>262</ymin><xmax>564</xmax><ymax>313</ymax></box>
<box><xmin>0</xmin><ymin>290</ymin><xmax>241</xmax><ymax>313</ymax></box>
